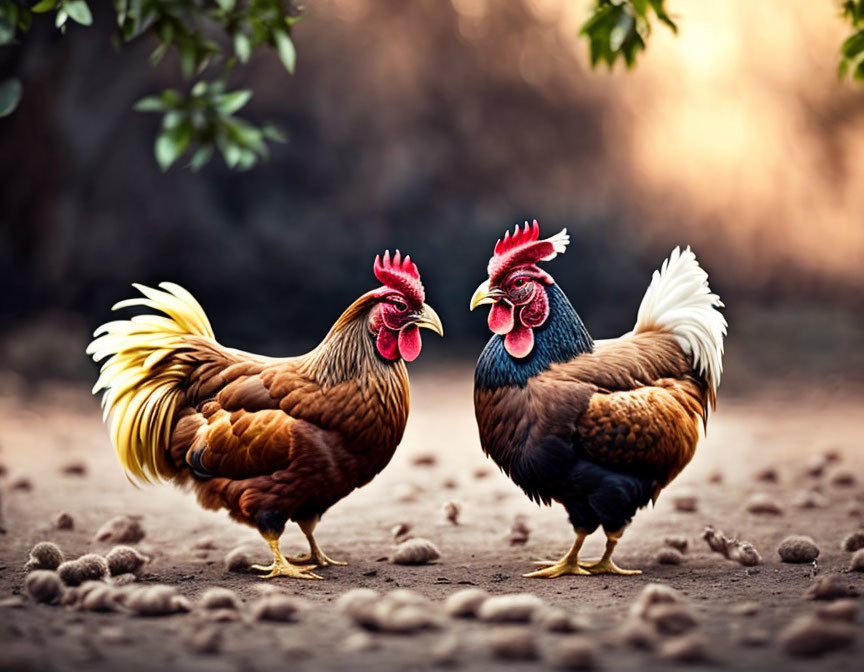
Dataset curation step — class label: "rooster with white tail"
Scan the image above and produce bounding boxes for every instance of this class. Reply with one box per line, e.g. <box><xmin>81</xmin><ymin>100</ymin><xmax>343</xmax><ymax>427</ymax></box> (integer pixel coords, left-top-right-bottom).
<box><xmin>471</xmin><ymin>221</ymin><xmax>726</xmax><ymax>578</ymax></box>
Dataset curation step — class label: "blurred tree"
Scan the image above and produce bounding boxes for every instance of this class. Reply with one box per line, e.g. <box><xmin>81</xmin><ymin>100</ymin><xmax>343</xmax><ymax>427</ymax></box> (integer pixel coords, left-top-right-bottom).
<box><xmin>840</xmin><ymin>0</ymin><xmax>864</xmax><ymax>80</ymax></box>
<box><xmin>0</xmin><ymin>0</ymin><xmax>299</xmax><ymax>170</ymax></box>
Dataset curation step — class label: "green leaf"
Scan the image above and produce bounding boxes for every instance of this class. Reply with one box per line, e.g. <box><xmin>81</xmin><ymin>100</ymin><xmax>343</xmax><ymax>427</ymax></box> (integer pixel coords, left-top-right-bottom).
<box><xmin>31</xmin><ymin>0</ymin><xmax>57</xmax><ymax>14</ymax></box>
<box><xmin>0</xmin><ymin>21</ymin><xmax>15</xmax><ymax>46</ymax></box>
<box><xmin>160</xmin><ymin>88</ymin><xmax>182</xmax><ymax>107</ymax></box>
<box><xmin>150</xmin><ymin>41</ymin><xmax>169</xmax><ymax>66</ymax></box>
<box><xmin>133</xmin><ymin>96</ymin><xmax>166</xmax><ymax>112</ymax></box>
<box><xmin>17</xmin><ymin>7</ymin><xmax>32</xmax><ymax>31</ymax></box>
<box><xmin>274</xmin><ymin>29</ymin><xmax>296</xmax><ymax>74</ymax></box>
<box><xmin>215</xmin><ymin>0</ymin><xmax>235</xmax><ymax>10</ymax></box>
<box><xmin>189</xmin><ymin>145</ymin><xmax>214</xmax><ymax>172</ymax></box>
<box><xmin>841</xmin><ymin>30</ymin><xmax>864</xmax><ymax>59</ymax></box>
<box><xmin>234</xmin><ymin>32</ymin><xmax>250</xmax><ymax>63</ymax></box>
<box><xmin>216</xmin><ymin>89</ymin><xmax>252</xmax><ymax>115</ymax></box>
<box><xmin>54</xmin><ymin>9</ymin><xmax>66</xmax><ymax>29</ymax></box>
<box><xmin>262</xmin><ymin>124</ymin><xmax>286</xmax><ymax>143</ymax></box>
<box><xmin>0</xmin><ymin>77</ymin><xmax>23</xmax><ymax>118</ymax></box>
<box><xmin>155</xmin><ymin>122</ymin><xmax>193</xmax><ymax>172</ymax></box>
<box><xmin>180</xmin><ymin>41</ymin><xmax>196</xmax><ymax>79</ymax></box>
<box><xmin>63</xmin><ymin>0</ymin><xmax>92</xmax><ymax>26</ymax></box>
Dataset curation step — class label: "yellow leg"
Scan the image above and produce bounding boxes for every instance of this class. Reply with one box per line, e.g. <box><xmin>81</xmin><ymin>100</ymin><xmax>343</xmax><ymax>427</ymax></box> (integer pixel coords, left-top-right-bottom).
<box><xmin>580</xmin><ymin>528</ymin><xmax>641</xmax><ymax>575</ymax></box>
<box><xmin>251</xmin><ymin>532</ymin><xmax>323</xmax><ymax>579</ymax></box>
<box><xmin>523</xmin><ymin>532</ymin><xmax>592</xmax><ymax>578</ymax></box>
<box><xmin>286</xmin><ymin>517</ymin><xmax>347</xmax><ymax>567</ymax></box>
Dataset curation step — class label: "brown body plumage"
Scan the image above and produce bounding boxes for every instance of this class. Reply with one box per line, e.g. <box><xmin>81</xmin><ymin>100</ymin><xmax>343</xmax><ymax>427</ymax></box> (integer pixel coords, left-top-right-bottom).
<box><xmin>89</xmin><ymin>253</ymin><xmax>442</xmax><ymax>579</ymax></box>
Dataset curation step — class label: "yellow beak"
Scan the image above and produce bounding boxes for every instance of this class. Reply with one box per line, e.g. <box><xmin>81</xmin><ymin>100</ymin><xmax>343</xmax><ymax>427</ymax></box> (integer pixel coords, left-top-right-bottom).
<box><xmin>414</xmin><ymin>303</ymin><xmax>444</xmax><ymax>336</ymax></box>
<box><xmin>469</xmin><ymin>280</ymin><xmax>504</xmax><ymax>311</ymax></box>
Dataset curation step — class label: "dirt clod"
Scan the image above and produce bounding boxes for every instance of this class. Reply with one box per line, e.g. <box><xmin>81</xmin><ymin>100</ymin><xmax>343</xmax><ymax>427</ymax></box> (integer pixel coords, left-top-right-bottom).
<box><xmin>659</xmin><ymin>633</ymin><xmax>711</xmax><ymax>663</ymax></box>
<box><xmin>817</xmin><ymin>600</ymin><xmax>858</xmax><ymax>623</ymax></box>
<box><xmin>508</xmin><ymin>514</ymin><xmax>530</xmax><ymax>545</ymax></box>
<box><xmin>24</xmin><ymin>542</ymin><xmax>64</xmax><ymax>571</ymax></box>
<box><xmin>804</xmin><ymin>574</ymin><xmax>859</xmax><ymax>601</ymax></box>
<box><xmin>95</xmin><ymin>515</ymin><xmax>145</xmax><ymax>544</ymax></box>
<box><xmin>390</xmin><ymin>523</ymin><xmax>411</xmax><ymax>540</ymax></box>
<box><xmin>671</xmin><ymin>492</ymin><xmax>698</xmax><ymax>512</ymax></box>
<box><xmin>105</xmin><ymin>546</ymin><xmax>147</xmax><ymax>576</ymax></box>
<box><xmin>251</xmin><ymin>594</ymin><xmax>301</xmax><ymax>622</ymax></box>
<box><xmin>703</xmin><ymin>526</ymin><xmax>761</xmax><ymax>566</ymax></box>
<box><xmin>390</xmin><ymin>538</ymin><xmax>440</xmax><ymax>565</ymax></box>
<box><xmin>57</xmin><ymin>554</ymin><xmax>109</xmax><ymax>586</ymax></box>
<box><xmin>60</xmin><ymin>460</ymin><xmax>87</xmax><ymax>476</ymax></box>
<box><xmin>182</xmin><ymin>624</ymin><xmax>222</xmax><ymax>655</ymax></box>
<box><xmin>829</xmin><ymin>469</ymin><xmax>857</xmax><ymax>488</ymax></box>
<box><xmin>850</xmin><ymin>549</ymin><xmax>864</xmax><ymax>572</ymax></box>
<box><xmin>663</xmin><ymin>536</ymin><xmax>688</xmax><ymax>553</ymax></box>
<box><xmin>629</xmin><ymin>583</ymin><xmax>682</xmax><ymax>620</ymax></box>
<box><xmin>478</xmin><ymin>593</ymin><xmax>544</xmax><ymax>623</ymax></box>
<box><xmin>778</xmin><ymin>615</ymin><xmax>857</xmax><ymax>657</ymax></box>
<box><xmin>442</xmin><ymin>501</ymin><xmax>460</xmax><ymax>525</ymax></box>
<box><xmin>754</xmin><ymin>467</ymin><xmax>779</xmax><ymax>482</ymax></box>
<box><xmin>656</xmin><ymin>548</ymin><xmax>684</xmax><ymax>565</ymax></box>
<box><xmin>52</xmin><ymin>512</ymin><xmax>74</xmax><ymax>530</ymax></box>
<box><xmin>841</xmin><ymin>531</ymin><xmax>864</xmax><ymax>552</ymax></box>
<box><xmin>534</xmin><ymin>607</ymin><xmax>587</xmax><ymax>633</ymax></box>
<box><xmin>199</xmin><ymin>587</ymin><xmax>241</xmax><ymax>611</ymax></box>
<box><xmin>487</xmin><ymin>627</ymin><xmax>537</xmax><ymax>661</ymax></box>
<box><xmin>730</xmin><ymin>602</ymin><xmax>761</xmax><ymax>616</ymax></box>
<box><xmin>745</xmin><ymin>493</ymin><xmax>783</xmax><ymax>515</ymax></box>
<box><xmin>24</xmin><ymin>571</ymin><xmax>64</xmax><ymax>604</ymax></box>
<box><xmin>443</xmin><ymin>588</ymin><xmax>488</xmax><ymax>618</ymax></box>
<box><xmin>123</xmin><ymin>585</ymin><xmax>191</xmax><ymax>616</ymax></box>
<box><xmin>646</xmin><ymin>603</ymin><xmax>698</xmax><ymax>635</ymax></box>
<box><xmin>777</xmin><ymin>535</ymin><xmax>820</xmax><ymax>563</ymax></box>
<box><xmin>224</xmin><ymin>547</ymin><xmax>253</xmax><ymax>573</ymax></box>
<box><xmin>545</xmin><ymin>636</ymin><xmax>596</xmax><ymax>670</ymax></box>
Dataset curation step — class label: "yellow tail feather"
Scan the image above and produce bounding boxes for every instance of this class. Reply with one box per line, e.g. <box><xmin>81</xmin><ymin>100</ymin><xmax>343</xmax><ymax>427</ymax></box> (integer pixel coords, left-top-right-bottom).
<box><xmin>86</xmin><ymin>282</ymin><xmax>215</xmax><ymax>484</ymax></box>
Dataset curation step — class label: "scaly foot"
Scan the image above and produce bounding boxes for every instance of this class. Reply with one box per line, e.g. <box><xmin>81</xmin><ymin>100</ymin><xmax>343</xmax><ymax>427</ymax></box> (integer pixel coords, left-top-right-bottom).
<box><xmin>580</xmin><ymin>558</ymin><xmax>642</xmax><ymax>575</ymax></box>
<box><xmin>287</xmin><ymin>550</ymin><xmax>347</xmax><ymax>567</ymax></box>
<box><xmin>523</xmin><ymin>559</ymin><xmax>591</xmax><ymax>578</ymax></box>
<box><xmin>251</xmin><ymin>559</ymin><xmax>323</xmax><ymax>580</ymax></box>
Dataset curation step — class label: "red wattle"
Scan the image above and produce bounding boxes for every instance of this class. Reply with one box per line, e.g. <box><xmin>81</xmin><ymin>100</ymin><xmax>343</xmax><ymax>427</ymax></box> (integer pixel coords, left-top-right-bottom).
<box><xmin>376</xmin><ymin>327</ymin><xmax>400</xmax><ymax>360</ymax></box>
<box><xmin>488</xmin><ymin>302</ymin><xmax>515</xmax><ymax>335</ymax></box>
<box><xmin>397</xmin><ymin>325</ymin><xmax>422</xmax><ymax>362</ymax></box>
<box><xmin>504</xmin><ymin>322</ymin><xmax>535</xmax><ymax>359</ymax></box>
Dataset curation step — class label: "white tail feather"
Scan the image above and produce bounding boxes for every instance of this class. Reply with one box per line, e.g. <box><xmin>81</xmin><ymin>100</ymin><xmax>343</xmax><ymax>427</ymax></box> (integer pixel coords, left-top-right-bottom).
<box><xmin>634</xmin><ymin>246</ymin><xmax>726</xmax><ymax>405</ymax></box>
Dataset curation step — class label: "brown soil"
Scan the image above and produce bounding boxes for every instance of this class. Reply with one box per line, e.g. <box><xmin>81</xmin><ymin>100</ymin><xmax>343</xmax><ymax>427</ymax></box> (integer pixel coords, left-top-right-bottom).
<box><xmin>0</xmin><ymin>370</ymin><xmax>862</xmax><ymax>671</ymax></box>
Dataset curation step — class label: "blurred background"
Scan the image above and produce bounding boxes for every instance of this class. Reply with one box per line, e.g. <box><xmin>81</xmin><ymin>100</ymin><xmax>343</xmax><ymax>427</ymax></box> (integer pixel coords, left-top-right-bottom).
<box><xmin>1</xmin><ymin>0</ymin><xmax>863</xmax><ymax>396</ymax></box>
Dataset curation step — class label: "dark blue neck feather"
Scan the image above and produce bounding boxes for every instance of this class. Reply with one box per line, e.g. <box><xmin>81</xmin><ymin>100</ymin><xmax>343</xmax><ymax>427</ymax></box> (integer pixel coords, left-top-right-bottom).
<box><xmin>474</xmin><ymin>283</ymin><xmax>593</xmax><ymax>389</ymax></box>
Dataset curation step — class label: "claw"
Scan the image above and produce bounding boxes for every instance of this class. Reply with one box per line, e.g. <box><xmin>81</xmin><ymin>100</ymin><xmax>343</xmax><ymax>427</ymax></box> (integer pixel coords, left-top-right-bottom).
<box><xmin>251</xmin><ymin>561</ymin><xmax>323</xmax><ymax>580</ymax></box>
<box><xmin>523</xmin><ymin>559</ymin><xmax>591</xmax><ymax>579</ymax></box>
<box><xmin>287</xmin><ymin>551</ymin><xmax>347</xmax><ymax>567</ymax></box>
<box><xmin>580</xmin><ymin>558</ymin><xmax>642</xmax><ymax>575</ymax></box>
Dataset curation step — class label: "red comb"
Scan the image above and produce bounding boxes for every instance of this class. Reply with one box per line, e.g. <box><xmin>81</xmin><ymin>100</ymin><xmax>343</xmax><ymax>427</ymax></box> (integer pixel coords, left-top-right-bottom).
<box><xmin>488</xmin><ymin>220</ymin><xmax>569</xmax><ymax>284</ymax></box>
<box><xmin>374</xmin><ymin>250</ymin><xmax>425</xmax><ymax>306</ymax></box>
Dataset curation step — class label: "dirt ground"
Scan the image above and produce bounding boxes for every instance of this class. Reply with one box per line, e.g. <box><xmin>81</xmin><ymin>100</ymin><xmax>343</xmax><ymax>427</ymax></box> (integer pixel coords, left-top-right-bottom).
<box><xmin>0</xmin><ymin>368</ymin><xmax>862</xmax><ymax>671</ymax></box>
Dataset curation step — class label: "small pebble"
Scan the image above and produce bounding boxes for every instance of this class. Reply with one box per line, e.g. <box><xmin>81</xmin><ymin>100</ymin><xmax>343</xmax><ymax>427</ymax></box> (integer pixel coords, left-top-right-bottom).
<box><xmin>105</xmin><ymin>546</ymin><xmax>147</xmax><ymax>576</ymax></box>
<box><xmin>191</xmin><ymin>537</ymin><xmax>216</xmax><ymax>550</ymax></box>
<box><xmin>25</xmin><ymin>571</ymin><xmax>64</xmax><ymax>604</ymax></box>
<box><xmin>656</xmin><ymin>548</ymin><xmax>684</xmax><ymax>565</ymax></box>
<box><xmin>829</xmin><ymin>470</ymin><xmax>857</xmax><ymax>487</ymax></box>
<box><xmin>60</xmin><ymin>460</ymin><xmax>87</xmax><ymax>476</ymax></box>
<box><xmin>737</xmin><ymin>628</ymin><xmax>769</xmax><ymax>647</ymax></box>
<box><xmin>390</xmin><ymin>538</ymin><xmax>440</xmax><ymax>565</ymax></box>
<box><xmin>251</xmin><ymin>594</ymin><xmax>301</xmax><ymax>622</ymax></box>
<box><xmin>619</xmin><ymin>619</ymin><xmax>657</xmax><ymax>650</ymax></box>
<box><xmin>391</xmin><ymin>523</ymin><xmax>411</xmax><ymax>540</ymax></box>
<box><xmin>508</xmin><ymin>514</ymin><xmax>531</xmax><ymax>546</ymax></box>
<box><xmin>442</xmin><ymin>478</ymin><xmax>458</xmax><ymax>489</ymax></box>
<box><xmin>659</xmin><ymin>633</ymin><xmax>711</xmax><ymax>663</ymax></box>
<box><xmin>754</xmin><ymin>467</ymin><xmax>779</xmax><ymax>483</ymax></box>
<box><xmin>707</xmin><ymin>471</ymin><xmax>724</xmax><ymax>484</ymax></box>
<box><xmin>337</xmin><ymin>589</ymin><xmax>380</xmax><ymax>628</ymax></box>
<box><xmin>431</xmin><ymin>633</ymin><xmax>461</xmax><ymax>666</ymax></box>
<box><xmin>730</xmin><ymin>602</ymin><xmax>761</xmax><ymax>616</ymax></box>
<box><xmin>850</xmin><ymin>549</ymin><xmax>864</xmax><ymax>572</ymax></box>
<box><xmin>478</xmin><ymin>593</ymin><xmax>544</xmax><ymax>623</ymax></box>
<box><xmin>94</xmin><ymin>515</ymin><xmax>145</xmax><ymax>544</ymax></box>
<box><xmin>341</xmin><ymin>631</ymin><xmax>378</xmax><ymax>653</ymax></box>
<box><xmin>11</xmin><ymin>476</ymin><xmax>33</xmax><ymax>491</ymax></box>
<box><xmin>671</xmin><ymin>492</ymin><xmax>698</xmax><ymax>512</ymax></box>
<box><xmin>646</xmin><ymin>603</ymin><xmax>698</xmax><ymax>635</ymax></box>
<box><xmin>224</xmin><ymin>547</ymin><xmax>253</xmax><ymax>573</ymax></box>
<box><xmin>57</xmin><ymin>555</ymin><xmax>109</xmax><ymax>586</ymax></box>
<box><xmin>841</xmin><ymin>531</ymin><xmax>864</xmax><ymax>552</ymax></box>
<box><xmin>444</xmin><ymin>588</ymin><xmax>488</xmax><ymax>618</ymax></box>
<box><xmin>804</xmin><ymin>574</ymin><xmax>859</xmax><ymax>601</ymax></box>
<box><xmin>793</xmin><ymin>490</ymin><xmax>827</xmax><ymax>509</ymax></box>
<box><xmin>54</xmin><ymin>512</ymin><xmax>74</xmax><ymax>530</ymax></box>
<box><xmin>442</xmin><ymin>501</ymin><xmax>460</xmax><ymax>525</ymax></box>
<box><xmin>487</xmin><ymin>627</ymin><xmax>537</xmax><ymax>661</ymax></box>
<box><xmin>123</xmin><ymin>584</ymin><xmax>191</xmax><ymax>616</ymax></box>
<box><xmin>473</xmin><ymin>468</ymin><xmax>491</xmax><ymax>479</ymax></box>
<box><xmin>534</xmin><ymin>607</ymin><xmax>587</xmax><ymax>633</ymax></box>
<box><xmin>411</xmin><ymin>453</ymin><xmax>437</xmax><ymax>467</ymax></box>
<box><xmin>629</xmin><ymin>583</ymin><xmax>682</xmax><ymax>620</ymax></box>
<box><xmin>817</xmin><ymin>600</ymin><xmax>858</xmax><ymax>623</ymax></box>
<box><xmin>803</xmin><ymin>454</ymin><xmax>828</xmax><ymax>478</ymax></box>
<box><xmin>778</xmin><ymin>536</ymin><xmax>820</xmax><ymax>563</ymax></box>
<box><xmin>663</xmin><ymin>536</ymin><xmax>688</xmax><ymax>553</ymax></box>
<box><xmin>183</xmin><ymin>624</ymin><xmax>222</xmax><ymax>655</ymax></box>
<box><xmin>736</xmin><ymin>542</ymin><xmax>762</xmax><ymax>567</ymax></box>
<box><xmin>24</xmin><ymin>542</ymin><xmax>64</xmax><ymax>571</ymax></box>
<box><xmin>65</xmin><ymin>581</ymin><xmax>122</xmax><ymax>612</ymax></box>
<box><xmin>745</xmin><ymin>493</ymin><xmax>783</xmax><ymax>515</ymax></box>
<box><xmin>545</xmin><ymin>636</ymin><xmax>596</xmax><ymax>670</ymax></box>
<box><xmin>778</xmin><ymin>615</ymin><xmax>856</xmax><ymax>656</ymax></box>
<box><xmin>199</xmin><ymin>587</ymin><xmax>241</xmax><ymax>610</ymax></box>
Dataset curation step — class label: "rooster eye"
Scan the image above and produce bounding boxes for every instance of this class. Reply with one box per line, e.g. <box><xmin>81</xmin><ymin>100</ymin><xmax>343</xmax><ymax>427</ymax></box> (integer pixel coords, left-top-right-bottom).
<box><xmin>513</xmin><ymin>278</ymin><xmax>527</xmax><ymax>288</ymax></box>
<box><xmin>391</xmin><ymin>299</ymin><xmax>407</xmax><ymax>312</ymax></box>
